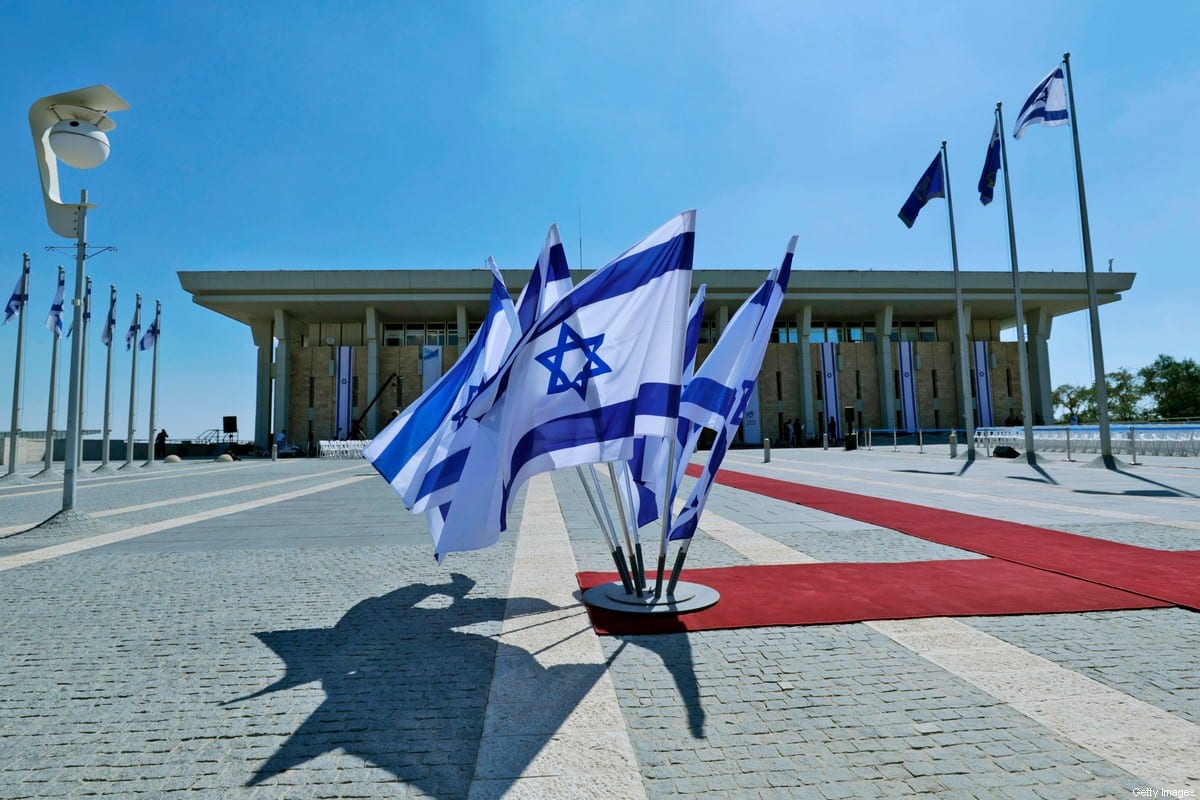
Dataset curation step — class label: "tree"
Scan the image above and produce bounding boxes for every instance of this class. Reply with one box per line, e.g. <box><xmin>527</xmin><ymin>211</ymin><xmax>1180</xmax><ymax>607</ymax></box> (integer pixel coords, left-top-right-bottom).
<box><xmin>1052</xmin><ymin>383</ymin><xmax>1089</xmax><ymax>423</ymax></box>
<box><xmin>1104</xmin><ymin>367</ymin><xmax>1148</xmax><ymax>422</ymax></box>
<box><xmin>1139</xmin><ymin>355</ymin><xmax>1200</xmax><ymax>420</ymax></box>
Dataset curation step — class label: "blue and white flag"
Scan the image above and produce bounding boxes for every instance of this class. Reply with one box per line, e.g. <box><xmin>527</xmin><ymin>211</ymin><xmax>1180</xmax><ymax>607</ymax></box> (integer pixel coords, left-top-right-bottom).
<box><xmin>434</xmin><ymin>211</ymin><xmax>696</xmax><ymax>559</ymax></box>
<box><xmin>125</xmin><ymin>296</ymin><xmax>141</xmax><ymax>351</ymax></box>
<box><xmin>972</xmin><ymin>341</ymin><xmax>994</xmax><ymax>427</ymax></box>
<box><xmin>897</xmin><ymin>341</ymin><xmax>919</xmax><ymax>432</ymax></box>
<box><xmin>100</xmin><ymin>289</ymin><xmax>117</xmax><ymax>347</ymax></box>
<box><xmin>139</xmin><ymin>304</ymin><xmax>160</xmax><ymax>351</ymax></box>
<box><xmin>1013</xmin><ymin>65</ymin><xmax>1068</xmax><ymax>140</ymax></box>
<box><xmin>45</xmin><ymin>269</ymin><xmax>65</xmax><ymax>337</ymax></box>
<box><xmin>898</xmin><ymin>153</ymin><xmax>944</xmax><ymax>228</ymax></box>
<box><xmin>979</xmin><ymin>119</ymin><xmax>1002</xmax><ymax>205</ymax></box>
<box><xmin>364</xmin><ymin>264</ymin><xmax>520</xmax><ymax>515</ymax></box>
<box><xmin>3</xmin><ymin>264</ymin><xmax>28</xmax><ymax>325</ymax></box>
<box><xmin>819</xmin><ymin>341</ymin><xmax>842</xmax><ymax>440</ymax></box>
<box><xmin>623</xmin><ymin>283</ymin><xmax>707</xmax><ymax>529</ymax></box>
<box><xmin>334</xmin><ymin>346</ymin><xmax>354</xmax><ymax>439</ymax></box>
<box><xmin>66</xmin><ymin>280</ymin><xmax>90</xmax><ymax>337</ymax></box>
<box><xmin>668</xmin><ymin>237</ymin><xmax>795</xmax><ymax>543</ymax></box>
<box><xmin>514</xmin><ymin>224</ymin><xmax>572</xmax><ymax>335</ymax></box>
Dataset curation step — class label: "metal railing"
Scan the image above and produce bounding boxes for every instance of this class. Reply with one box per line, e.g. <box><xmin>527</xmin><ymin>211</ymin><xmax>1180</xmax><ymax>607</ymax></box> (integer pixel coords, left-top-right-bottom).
<box><xmin>974</xmin><ymin>424</ymin><xmax>1200</xmax><ymax>458</ymax></box>
<box><xmin>318</xmin><ymin>440</ymin><xmax>368</xmax><ymax>459</ymax></box>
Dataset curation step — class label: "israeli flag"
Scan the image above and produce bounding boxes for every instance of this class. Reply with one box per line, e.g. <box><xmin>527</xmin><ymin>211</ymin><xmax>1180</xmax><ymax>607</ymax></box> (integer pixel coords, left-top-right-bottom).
<box><xmin>897</xmin><ymin>341</ymin><xmax>919</xmax><ymax>432</ymax></box>
<box><xmin>364</xmin><ymin>264</ymin><xmax>519</xmax><ymax>513</ymax></box>
<box><xmin>334</xmin><ymin>346</ymin><xmax>354</xmax><ymax>439</ymax></box>
<box><xmin>125</xmin><ymin>296</ymin><xmax>141</xmax><ymax>352</ymax></box>
<box><xmin>139</xmin><ymin>305</ymin><xmax>160</xmax><ymax>351</ymax></box>
<box><xmin>622</xmin><ymin>284</ymin><xmax>707</xmax><ymax>529</ymax></box>
<box><xmin>972</xmin><ymin>341</ymin><xmax>994</xmax><ymax>427</ymax></box>
<box><xmin>100</xmin><ymin>290</ymin><xmax>117</xmax><ymax>347</ymax></box>
<box><xmin>669</xmin><ymin>237</ymin><xmax>795</xmax><ymax>543</ymax></box>
<box><xmin>434</xmin><ymin>211</ymin><xmax>696</xmax><ymax>559</ymax></box>
<box><xmin>979</xmin><ymin>119</ymin><xmax>1002</xmax><ymax>205</ymax></box>
<box><xmin>514</xmin><ymin>224</ymin><xmax>572</xmax><ymax>335</ymax></box>
<box><xmin>1012</xmin><ymin>65</ymin><xmax>1068</xmax><ymax>140</ymax></box>
<box><xmin>820</xmin><ymin>342</ymin><xmax>841</xmax><ymax>440</ymax></box>
<box><xmin>45</xmin><ymin>270</ymin><xmax>65</xmax><ymax>337</ymax></box>
<box><xmin>4</xmin><ymin>264</ymin><xmax>28</xmax><ymax>325</ymax></box>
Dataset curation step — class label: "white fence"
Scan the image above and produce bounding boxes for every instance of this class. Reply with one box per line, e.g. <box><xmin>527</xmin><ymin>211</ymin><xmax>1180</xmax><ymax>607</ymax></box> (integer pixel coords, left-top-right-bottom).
<box><xmin>317</xmin><ymin>440</ymin><xmax>368</xmax><ymax>459</ymax></box>
<box><xmin>974</xmin><ymin>424</ymin><xmax>1200</xmax><ymax>458</ymax></box>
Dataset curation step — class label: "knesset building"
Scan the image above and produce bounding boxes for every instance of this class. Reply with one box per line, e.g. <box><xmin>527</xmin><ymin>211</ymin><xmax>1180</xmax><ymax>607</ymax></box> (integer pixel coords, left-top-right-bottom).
<box><xmin>178</xmin><ymin>267</ymin><xmax>1134</xmax><ymax>451</ymax></box>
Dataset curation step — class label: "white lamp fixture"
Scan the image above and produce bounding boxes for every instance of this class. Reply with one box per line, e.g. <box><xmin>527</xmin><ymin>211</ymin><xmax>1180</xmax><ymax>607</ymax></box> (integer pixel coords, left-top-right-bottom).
<box><xmin>29</xmin><ymin>85</ymin><xmax>128</xmax><ymax>238</ymax></box>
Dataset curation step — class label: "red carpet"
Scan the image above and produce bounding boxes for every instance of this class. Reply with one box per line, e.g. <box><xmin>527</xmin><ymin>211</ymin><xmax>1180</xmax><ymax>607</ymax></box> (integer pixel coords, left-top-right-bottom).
<box><xmin>691</xmin><ymin>464</ymin><xmax>1200</xmax><ymax>611</ymax></box>
<box><xmin>577</xmin><ymin>560</ymin><xmax>1169</xmax><ymax>635</ymax></box>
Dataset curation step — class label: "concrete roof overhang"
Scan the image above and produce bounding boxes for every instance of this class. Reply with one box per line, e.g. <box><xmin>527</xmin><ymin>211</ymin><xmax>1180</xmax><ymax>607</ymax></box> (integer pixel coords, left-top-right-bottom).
<box><xmin>177</xmin><ymin>267</ymin><xmax>1135</xmax><ymax>331</ymax></box>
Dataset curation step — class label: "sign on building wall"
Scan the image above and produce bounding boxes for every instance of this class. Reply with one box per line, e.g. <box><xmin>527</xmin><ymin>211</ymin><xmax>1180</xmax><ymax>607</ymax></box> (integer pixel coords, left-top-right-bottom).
<box><xmin>972</xmin><ymin>341</ymin><xmax>994</xmax><ymax>427</ymax></box>
<box><xmin>820</xmin><ymin>342</ymin><xmax>841</xmax><ymax>439</ymax></box>
<box><xmin>335</xmin><ymin>346</ymin><xmax>354</xmax><ymax>439</ymax></box>
<box><xmin>742</xmin><ymin>383</ymin><xmax>762</xmax><ymax>444</ymax></box>
<box><xmin>897</xmin><ymin>342</ymin><xmax>919</xmax><ymax>432</ymax></box>
<box><xmin>421</xmin><ymin>346</ymin><xmax>442</xmax><ymax>394</ymax></box>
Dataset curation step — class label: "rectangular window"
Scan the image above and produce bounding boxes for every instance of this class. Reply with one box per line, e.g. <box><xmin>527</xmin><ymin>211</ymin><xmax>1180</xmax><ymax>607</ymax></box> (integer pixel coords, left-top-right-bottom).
<box><xmin>383</xmin><ymin>324</ymin><xmax>404</xmax><ymax>346</ymax></box>
<box><xmin>931</xmin><ymin>369</ymin><xmax>939</xmax><ymax>398</ymax></box>
<box><xmin>894</xmin><ymin>370</ymin><xmax>900</xmax><ymax>399</ymax></box>
<box><xmin>308</xmin><ymin>377</ymin><xmax>315</xmax><ymax>407</ymax></box>
<box><xmin>352</xmin><ymin>376</ymin><xmax>359</xmax><ymax>407</ymax></box>
<box><xmin>864</xmin><ymin>322</ymin><xmax>877</xmax><ymax>343</ymax></box>
<box><xmin>919</xmin><ymin>321</ymin><xmax>937</xmax><ymax>342</ymax></box>
<box><xmin>855</xmin><ymin>370</ymin><xmax>862</xmax><ymax>399</ymax></box>
<box><xmin>808</xmin><ymin>324</ymin><xmax>825</xmax><ymax>344</ymax></box>
<box><xmin>848</xmin><ymin>325</ymin><xmax>863</xmax><ymax>343</ymax></box>
<box><xmin>426</xmin><ymin>324</ymin><xmax>448</xmax><ymax>346</ymax></box>
<box><xmin>404</xmin><ymin>323</ymin><xmax>424</xmax><ymax>346</ymax></box>
<box><xmin>1006</xmin><ymin>368</ymin><xmax>1013</xmax><ymax>397</ymax></box>
<box><xmin>933</xmin><ymin>409</ymin><xmax>941</xmax><ymax>428</ymax></box>
<box><xmin>815</xmin><ymin>370</ymin><xmax>823</xmax><ymax>400</ymax></box>
<box><xmin>826</xmin><ymin>327</ymin><xmax>841</xmax><ymax>343</ymax></box>
<box><xmin>899</xmin><ymin>321</ymin><xmax>918</xmax><ymax>342</ymax></box>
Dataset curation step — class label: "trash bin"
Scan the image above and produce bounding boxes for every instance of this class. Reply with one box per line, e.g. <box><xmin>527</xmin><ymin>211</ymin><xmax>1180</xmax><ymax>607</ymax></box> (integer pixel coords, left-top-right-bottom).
<box><xmin>844</xmin><ymin>432</ymin><xmax>858</xmax><ymax>451</ymax></box>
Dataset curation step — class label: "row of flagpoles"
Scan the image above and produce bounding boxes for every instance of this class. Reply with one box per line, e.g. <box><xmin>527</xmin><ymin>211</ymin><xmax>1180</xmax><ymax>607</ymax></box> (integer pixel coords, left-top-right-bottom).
<box><xmin>3</xmin><ymin>252</ymin><xmax>162</xmax><ymax>479</ymax></box>
<box><xmin>363</xmin><ymin>211</ymin><xmax>795</xmax><ymax>598</ymax></box>
<box><xmin>897</xmin><ymin>52</ymin><xmax>1113</xmax><ymax>462</ymax></box>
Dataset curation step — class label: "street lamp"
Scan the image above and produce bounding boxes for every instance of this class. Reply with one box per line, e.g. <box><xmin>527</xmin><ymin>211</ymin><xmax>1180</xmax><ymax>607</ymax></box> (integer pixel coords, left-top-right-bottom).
<box><xmin>30</xmin><ymin>86</ymin><xmax>128</xmax><ymax>516</ymax></box>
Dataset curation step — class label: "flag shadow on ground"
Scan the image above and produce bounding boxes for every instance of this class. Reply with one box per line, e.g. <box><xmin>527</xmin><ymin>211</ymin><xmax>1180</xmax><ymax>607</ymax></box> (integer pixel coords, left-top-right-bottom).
<box><xmin>227</xmin><ymin>573</ymin><xmax>601</xmax><ymax>797</ymax></box>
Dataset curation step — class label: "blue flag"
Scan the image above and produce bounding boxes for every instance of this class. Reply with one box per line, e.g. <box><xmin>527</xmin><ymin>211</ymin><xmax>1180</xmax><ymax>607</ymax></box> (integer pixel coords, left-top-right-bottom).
<box><xmin>3</xmin><ymin>264</ymin><xmax>28</xmax><ymax>325</ymax></box>
<box><xmin>139</xmin><ymin>304</ymin><xmax>160</xmax><ymax>351</ymax></box>
<box><xmin>66</xmin><ymin>280</ymin><xmax>90</xmax><ymax>337</ymax></box>
<box><xmin>514</xmin><ymin>224</ymin><xmax>572</xmax><ymax>335</ymax></box>
<box><xmin>125</xmin><ymin>297</ymin><xmax>141</xmax><ymax>351</ymax></box>
<box><xmin>898</xmin><ymin>154</ymin><xmax>945</xmax><ymax>228</ymax></box>
<box><xmin>1013</xmin><ymin>65</ymin><xmax>1068</xmax><ymax>140</ymax></box>
<box><xmin>979</xmin><ymin>120</ymin><xmax>1002</xmax><ymax>205</ymax></box>
<box><xmin>100</xmin><ymin>290</ymin><xmax>117</xmax><ymax>347</ymax></box>
<box><xmin>45</xmin><ymin>270</ymin><xmax>65</xmax><ymax>337</ymax></box>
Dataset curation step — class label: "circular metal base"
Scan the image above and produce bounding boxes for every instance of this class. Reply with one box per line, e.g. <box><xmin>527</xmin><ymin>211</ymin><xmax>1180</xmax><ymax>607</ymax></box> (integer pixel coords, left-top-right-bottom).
<box><xmin>581</xmin><ymin>580</ymin><xmax>720</xmax><ymax>615</ymax></box>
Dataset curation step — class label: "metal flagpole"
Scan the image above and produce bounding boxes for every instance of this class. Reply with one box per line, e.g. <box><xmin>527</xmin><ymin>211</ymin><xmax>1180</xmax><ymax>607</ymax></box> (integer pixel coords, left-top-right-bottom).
<box><xmin>606</xmin><ymin>462</ymin><xmax>643</xmax><ymax>591</ymax></box>
<box><xmin>591</xmin><ymin>464</ymin><xmax>641</xmax><ymax>596</ymax></box>
<box><xmin>142</xmin><ymin>300</ymin><xmax>160</xmax><ymax>467</ymax></box>
<box><xmin>75</xmin><ymin>276</ymin><xmax>92</xmax><ymax>470</ymax></box>
<box><xmin>575</xmin><ymin>466</ymin><xmax>634</xmax><ymax>594</ymax></box>
<box><xmin>1062</xmin><ymin>52</ymin><xmax>1113</xmax><ymax>464</ymax></box>
<box><xmin>122</xmin><ymin>293</ymin><xmax>141</xmax><ymax>469</ymax></box>
<box><xmin>941</xmin><ymin>141</ymin><xmax>976</xmax><ymax>458</ymax></box>
<box><xmin>5</xmin><ymin>254</ymin><xmax>31</xmax><ymax>480</ymax></box>
<box><xmin>994</xmin><ymin>104</ymin><xmax>1038</xmax><ymax>464</ymax></box>
<box><xmin>61</xmin><ymin>192</ymin><xmax>90</xmax><ymax>508</ymax></box>
<box><xmin>35</xmin><ymin>265</ymin><xmax>65</xmax><ymax>479</ymax></box>
<box><xmin>96</xmin><ymin>285</ymin><xmax>116</xmax><ymax>473</ymax></box>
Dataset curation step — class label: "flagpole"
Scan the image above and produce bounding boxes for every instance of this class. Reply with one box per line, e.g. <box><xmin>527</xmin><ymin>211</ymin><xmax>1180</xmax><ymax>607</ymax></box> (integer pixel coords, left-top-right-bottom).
<box><xmin>122</xmin><ymin>293</ymin><xmax>140</xmax><ymax>469</ymax></box>
<box><xmin>606</xmin><ymin>463</ymin><xmax>643</xmax><ymax>594</ymax></box>
<box><xmin>61</xmin><ymin>192</ymin><xmax>90</xmax><ymax>508</ymax></box>
<box><xmin>76</xmin><ymin>276</ymin><xmax>91</xmax><ymax>470</ymax></box>
<box><xmin>591</xmin><ymin>464</ymin><xmax>641</xmax><ymax>596</ymax></box>
<box><xmin>995</xmin><ymin>104</ymin><xmax>1038</xmax><ymax>463</ymax></box>
<box><xmin>940</xmin><ymin>142</ymin><xmax>976</xmax><ymax>458</ymax></box>
<box><xmin>575</xmin><ymin>466</ymin><xmax>634</xmax><ymax>594</ymax></box>
<box><xmin>1062</xmin><ymin>52</ymin><xmax>1113</xmax><ymax>463</ymax></box>
<box><xmin>142</xmin><ymin>300</ymin><xmax>160</xmax><ymax>467</ymax></box>
<box><xmin>35</xmin><ymin>266</ymin><xmax>65</xmax><ymax>479</ymax></box>
<box><xmin>4</xmin><ymin>254</ymin><xmax>31</xmax><ymax>480</ymax></box>
<box><xmin>96</xmin><ymin>285</ymin><xmax>116</xmax><ymax>473</ymax></box>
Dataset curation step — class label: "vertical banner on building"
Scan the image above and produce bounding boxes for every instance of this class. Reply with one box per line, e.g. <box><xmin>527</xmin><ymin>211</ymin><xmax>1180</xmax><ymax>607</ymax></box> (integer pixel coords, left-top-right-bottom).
<box><xmin>972</xmin><ymin>341</ymin><xmax>994</xmax><ymax>427</ymax></box>
<box><xmin>741</xmin><ymin>383</ymin><xmax>762</xmax><ymax>444</ymax></box>
<box><xmin>421</xmin><ymin>345</ymin><xmax>442</xmax><ymax>394</ymax></box>
<box><xmin>335</xmin><ymin>346</ymin><xmax>354</xmax><ymax>439</ymax></box>
<box><xmin>819</xmin><ymin>342</ymin><xmax>841</xmax><ymax>439</ymax></box>
<box><xmin>897</xmin><ymin>341</ymin><xmax>919</xmax><ymax>432</ymax></box>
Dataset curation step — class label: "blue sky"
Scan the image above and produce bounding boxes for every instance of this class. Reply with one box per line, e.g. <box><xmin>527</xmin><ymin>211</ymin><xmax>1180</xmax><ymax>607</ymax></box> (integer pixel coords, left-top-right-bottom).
<box><xmin>1</xmin><ymin>1</ymin><xmax>1197</xmax><ymax>440</ymax></box>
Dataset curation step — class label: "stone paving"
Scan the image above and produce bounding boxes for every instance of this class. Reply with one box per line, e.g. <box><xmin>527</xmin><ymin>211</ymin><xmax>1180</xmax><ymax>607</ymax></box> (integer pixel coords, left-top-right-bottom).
<box><xmin>0</xmin><ymin>447</ymin><xmax>1196</xmax><ymax>798</ymax></box>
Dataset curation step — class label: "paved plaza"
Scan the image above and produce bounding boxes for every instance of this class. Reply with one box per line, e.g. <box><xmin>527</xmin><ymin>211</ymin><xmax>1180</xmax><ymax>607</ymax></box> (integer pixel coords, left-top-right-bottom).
<box><xmin>0</xmin><ymin>445</ymin><xmax>1197</xmax><ymax>798</ymax></box>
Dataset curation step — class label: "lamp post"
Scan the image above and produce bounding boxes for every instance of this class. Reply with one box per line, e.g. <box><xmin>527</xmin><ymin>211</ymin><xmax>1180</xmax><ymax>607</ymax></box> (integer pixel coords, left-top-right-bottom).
<box><xmin>29</xmin><ymin>86</ymin><xmax>128</xmax><ymax>516</ymax></box>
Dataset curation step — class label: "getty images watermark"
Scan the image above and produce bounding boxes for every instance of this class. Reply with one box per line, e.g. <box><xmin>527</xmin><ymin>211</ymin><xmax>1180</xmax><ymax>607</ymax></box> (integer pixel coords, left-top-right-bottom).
<box><xmin>1132</xmin><ymin>789</ymin><xmax>1196</xmax><ymax>799</ymax></box>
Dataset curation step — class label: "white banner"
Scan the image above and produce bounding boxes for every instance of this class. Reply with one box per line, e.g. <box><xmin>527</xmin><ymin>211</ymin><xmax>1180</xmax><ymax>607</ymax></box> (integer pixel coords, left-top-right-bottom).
<box><xmin>897</xmin><ymin>342</ymin><xmax>918</xmax><ymax>431</ymax></box>
<box><xmin>819</xmin><ymin>342</ymin><xmax>841</xmax><ymax>439</ymax></box>
<box><xmin>335</xmin><ymin>346</ymin><xmax>354</xmax><ymax>439</ymax></box>
<box><xmin>741</xmin><ymin>383</ymin><xmax>762</xmax><ymax>444</ymax></box>
<box><xmin>972</xmin><ymin>341</ymin><xmax>994</xmax><ymax>427</ymax></box>
<box><xmin>421</xmin><ymin>345</ymin><xmax>442</xmax><ymax>394</ymax></box>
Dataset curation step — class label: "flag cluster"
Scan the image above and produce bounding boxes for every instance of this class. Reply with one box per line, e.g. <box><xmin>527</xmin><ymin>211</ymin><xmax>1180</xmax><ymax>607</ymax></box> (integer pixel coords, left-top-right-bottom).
<box><xmin>364</xmin><ymin>214</ymin><xmax>796</xmax><ymax>563</ymax></box>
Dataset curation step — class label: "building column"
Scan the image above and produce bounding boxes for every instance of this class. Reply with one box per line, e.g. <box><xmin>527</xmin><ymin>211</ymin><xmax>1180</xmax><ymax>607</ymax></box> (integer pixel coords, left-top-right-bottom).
<box><xmin>272</xmin><ymin>308</ymin><xmax>295</xmax><ymax>446</ymax></box>
<box><xmin>717</xmin><ymin>305</ymin><xmax>730</xmax><ymax>337</ymax></box>
<box><xmin>251</xmin><ymin>319</ymin><xmax>273</xmax><ymax>450</ymax></box>
<box><xmin>956</xmin><ymin>302</ymin><xmax>974</xmax><ymax>430</ymax></box>
<box><xmin>1026</xmin><ymin>307</ymin><xmax>1053</xmax><ymax>425</ymax></box>
<box><xmin>365</xmin><ymin>307</ymin><xmax>380</xmax><ymax>437</ymax></box>
<box><xmin>876</xmin><ymin>306</ymin><xmax>895</xmax><ymax>429</ymax></box>
<box><xmin>456</xmin><ymin>305</ymin><xmax>468</xmax><ymax>344</ymax></box>
<box><xmin>796</xmin><ymin>306</ymin><xmax>815</xmax><ymax>440</ymax></box>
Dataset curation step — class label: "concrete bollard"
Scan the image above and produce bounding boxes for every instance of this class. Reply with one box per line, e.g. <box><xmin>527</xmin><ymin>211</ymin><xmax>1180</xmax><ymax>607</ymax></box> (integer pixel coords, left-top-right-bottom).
<box><xmin>763</xmin><ymin>438</ymin><xmax>771</xmax><ymax>463</ymax></box>
<box><xmin>1130</xmin><ymin>426</ymin><xmax>1139</xmax><ymax>465</ymax></box>
<box><xmin>949</xmin><ymin>430</ymin><xmax>958</xmax><ymax>459</ymax></box>
<box><xmin>271</xmin><ymin>444</ymin><xmax>278</xmax><ymax>461</ymax></box>
<box><xmin>822</xmin><ymin>433</ymin><xmax>829</xmax><ymax>450</ymax></box>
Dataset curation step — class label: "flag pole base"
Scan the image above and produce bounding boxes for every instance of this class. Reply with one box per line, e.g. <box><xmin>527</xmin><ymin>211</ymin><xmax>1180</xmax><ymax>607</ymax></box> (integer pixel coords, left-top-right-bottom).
<box><xmin>581</xmin><ymin>580</ymin><xmax>719</xmax><ymax>615</ymax></box>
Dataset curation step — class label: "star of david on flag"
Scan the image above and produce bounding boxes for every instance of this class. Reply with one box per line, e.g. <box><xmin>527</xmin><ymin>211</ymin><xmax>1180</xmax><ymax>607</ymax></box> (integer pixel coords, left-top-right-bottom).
<box><xmin>535</xmin><ymin>324</ymin><xmax>612</xmax><ymax>400</ymax></box>
<box><xmin>125</xmin><ymin>296</ymin><xmax>141</xmax><ymax>351</ymax></box>
<box><xmin>4</xmin><ymin>263</ymin><xmax>29</xmax><ymax>325</ymax></box>
<box><xmin>1013</xmin><ymin>64</ymin><xmax>1068</xmax><ymax>140</ymax></box>
<box><xmin>431</xmin><ymin>210</ymin><xmax>695</xmax><ymax>560</ymax></box>
<box><xmin>45</xmin><ymin>269</ymin><xmax>65</xmax><ymax>337</ymax></box>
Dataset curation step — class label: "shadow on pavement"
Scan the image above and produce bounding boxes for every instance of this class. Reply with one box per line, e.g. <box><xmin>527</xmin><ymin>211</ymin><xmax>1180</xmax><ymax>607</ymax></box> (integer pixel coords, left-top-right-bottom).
<box><xmin>226</xmin><ymin>573</ymin><xmax>596</xmax><ymax>798</ymax></box>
